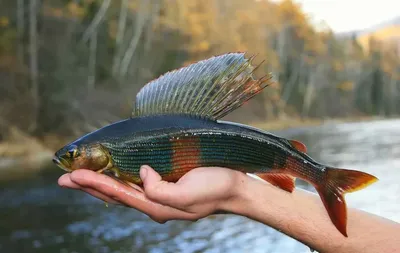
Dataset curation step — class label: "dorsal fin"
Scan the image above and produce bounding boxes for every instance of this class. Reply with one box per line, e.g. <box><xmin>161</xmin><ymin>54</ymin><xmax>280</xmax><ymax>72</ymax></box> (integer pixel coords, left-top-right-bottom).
<box><xmin>132</xmin><ymin>52</ymin><xmax>273</xmax><ymax>120</ymax></box>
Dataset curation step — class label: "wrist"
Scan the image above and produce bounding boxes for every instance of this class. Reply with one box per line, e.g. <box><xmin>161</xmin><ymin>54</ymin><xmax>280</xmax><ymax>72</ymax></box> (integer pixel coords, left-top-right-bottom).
<box><xmin>219</xmin><ymin>172</ymin><xmax>254</xmax><ymax>216</ymax></box>
<box><xmin>218</xmin><ymin>172</ymin><xmax>288</xmax><ymax>227</ymax></box>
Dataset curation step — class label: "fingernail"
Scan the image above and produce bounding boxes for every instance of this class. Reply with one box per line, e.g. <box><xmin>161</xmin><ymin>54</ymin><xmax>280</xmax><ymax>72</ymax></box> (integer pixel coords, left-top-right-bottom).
<box><xmin>140</xmin><ymin>166</ymin><xmax>148</xmax><ymax>180</ymax></box>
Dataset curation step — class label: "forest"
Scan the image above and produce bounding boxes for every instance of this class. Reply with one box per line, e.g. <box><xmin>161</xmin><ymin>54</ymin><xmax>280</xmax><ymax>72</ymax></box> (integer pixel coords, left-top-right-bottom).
<box><xmin>0</xmin><ymin>0</ymin><xmax>399</xmax><ymax>151</ymax></box>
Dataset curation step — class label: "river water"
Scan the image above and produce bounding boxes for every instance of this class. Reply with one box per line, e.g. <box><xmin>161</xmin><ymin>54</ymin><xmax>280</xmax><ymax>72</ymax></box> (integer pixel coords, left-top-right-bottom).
<box><xmin>1</xmin><ymin>119</ymin><xmax>399</xmax><ymax>253</ymax></box>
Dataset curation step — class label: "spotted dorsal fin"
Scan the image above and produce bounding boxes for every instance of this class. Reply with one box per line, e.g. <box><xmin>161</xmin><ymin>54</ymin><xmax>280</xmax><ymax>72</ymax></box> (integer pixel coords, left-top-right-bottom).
<box><xmin>132</xmin><ymin>52</ymin><xmax>273</xmax><ymax>120</ymax></box>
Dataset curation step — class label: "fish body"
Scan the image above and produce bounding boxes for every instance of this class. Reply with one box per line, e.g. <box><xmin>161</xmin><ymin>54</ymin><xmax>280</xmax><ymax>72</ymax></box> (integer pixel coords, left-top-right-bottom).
<box><xmin>53</xmin><ymin>53</ymin><xmax>377</xmax><ymax>237</ymax></box>
<box><xmin>62</xmin><ymin>114</ymin><xmax>322</xmax><ymax>183</ymax></box>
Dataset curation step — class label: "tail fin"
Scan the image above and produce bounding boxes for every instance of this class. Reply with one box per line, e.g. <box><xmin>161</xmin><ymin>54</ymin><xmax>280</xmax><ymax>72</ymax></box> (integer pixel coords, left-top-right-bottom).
<box><xmin>315</xmin><ymin>167</ymin><xmax>378</xmax><ymax>237</ymax></box>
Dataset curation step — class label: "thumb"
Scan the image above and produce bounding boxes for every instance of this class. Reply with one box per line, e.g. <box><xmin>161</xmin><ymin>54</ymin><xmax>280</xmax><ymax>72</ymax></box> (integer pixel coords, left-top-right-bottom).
<box><xmin>140</xmin><ymin>165</ymin><xmax>191</xmax><ymax>209</ymax></box>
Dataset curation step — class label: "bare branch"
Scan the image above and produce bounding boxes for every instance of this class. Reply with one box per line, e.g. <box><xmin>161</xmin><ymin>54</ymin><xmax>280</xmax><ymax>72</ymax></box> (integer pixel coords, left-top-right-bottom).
<box><xmin>88</xmin><ymin>30</ymin><xmax>98</xmax><ymax>92</ymax></box>
<box><xmin>119</xmin><ymin>0</ymin><xmax>149</xmax><ymax>77</ymax></box>
<box><xmin>111</xmin><ymin>0</ymin><xmax>129</xmax><ymax>76</ymax></box>
<box><xmin>29</xmin><ymin>0</ymin><xmax>39</xmax><ymax>131</ymax></box>
<box><xmin>81</xmin><ymin>0</ymin><xmax>111</xmax><ymax>44</ymax></box>
<box><xmin>17</xmin><ymin>0</ymin><xmax>24</xmax><ymax>66</ymax></box>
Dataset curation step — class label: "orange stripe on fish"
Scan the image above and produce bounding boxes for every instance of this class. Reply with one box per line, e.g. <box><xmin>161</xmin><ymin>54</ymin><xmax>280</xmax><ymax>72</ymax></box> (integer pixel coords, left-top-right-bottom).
<box><xmin>166</xmin><ymin>136</ymin><xmax>201</xmax><ymax>182</ymax></box>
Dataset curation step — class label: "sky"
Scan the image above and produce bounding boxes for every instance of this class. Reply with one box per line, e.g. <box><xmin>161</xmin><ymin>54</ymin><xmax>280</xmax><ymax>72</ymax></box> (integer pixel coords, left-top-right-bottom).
<box><xmin>276</xmin><ymin>0</ymin><xmax>400</xmax><ymax>33</ymax></box>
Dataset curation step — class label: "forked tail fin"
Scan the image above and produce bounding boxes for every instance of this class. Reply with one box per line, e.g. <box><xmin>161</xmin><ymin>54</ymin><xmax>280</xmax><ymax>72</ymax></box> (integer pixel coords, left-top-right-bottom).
<box><xmin>315</xmin><ymin>167</ymin><xmax>378</xmax><ymax>237</ymax></box>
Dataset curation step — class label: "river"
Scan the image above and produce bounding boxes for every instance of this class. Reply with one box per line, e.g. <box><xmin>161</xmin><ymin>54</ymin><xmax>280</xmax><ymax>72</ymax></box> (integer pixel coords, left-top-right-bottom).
<box><xmin>1</xmin><ymin>119</ymin><xmax>399</xmax><ymax>253</ymax></box>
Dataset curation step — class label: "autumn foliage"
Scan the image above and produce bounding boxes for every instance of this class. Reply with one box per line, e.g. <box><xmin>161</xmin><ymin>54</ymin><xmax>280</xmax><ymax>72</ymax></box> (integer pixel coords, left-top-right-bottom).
<box><xmin>0</xmin><ymin>0</ymin><xmax>399</xmax><ymax>141</ymax></box>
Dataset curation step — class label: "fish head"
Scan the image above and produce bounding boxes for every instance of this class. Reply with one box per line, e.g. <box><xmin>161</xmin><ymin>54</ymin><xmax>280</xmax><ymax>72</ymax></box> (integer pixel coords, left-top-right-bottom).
<box><xmin>53</xmin><ymin>142</ymin><xmax>110</xmax><ymax>172</ymax></box>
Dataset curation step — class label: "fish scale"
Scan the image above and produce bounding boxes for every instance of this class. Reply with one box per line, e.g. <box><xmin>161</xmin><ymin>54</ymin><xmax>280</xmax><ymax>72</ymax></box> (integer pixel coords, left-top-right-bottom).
<box><xmin>54</xmin><ymin>53</ymin><xmax>378</xmax><ymax>237</ymax></box>
<box><xmin>100</xmin><ymin>126</ymin><xmax>309</xmax><ymax>181</ymax></box>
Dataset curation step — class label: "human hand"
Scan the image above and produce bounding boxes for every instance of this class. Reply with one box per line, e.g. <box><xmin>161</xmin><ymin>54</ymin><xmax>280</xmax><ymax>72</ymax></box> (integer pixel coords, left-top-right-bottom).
<box><xmin>59</xmin><ymin>165</ymin><xmax>400</xmax><ymax>253</ymax></box>
<box><xmin>58</xmin><ymin>165</ymin><xmax>245</xmax><ymax>223</ymax></box>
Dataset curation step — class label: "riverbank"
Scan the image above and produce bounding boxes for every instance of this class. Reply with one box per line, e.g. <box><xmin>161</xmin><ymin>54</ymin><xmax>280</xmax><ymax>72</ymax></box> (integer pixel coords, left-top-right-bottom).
<box><xmin>0</xmin><ymin>126</ymin><xmax>55</xmax><ymax>180</ymax></box>
<box><xmin>0</xmin><ymin>115</ymin><xmax>390</xmax><ymax>180</ymax></box>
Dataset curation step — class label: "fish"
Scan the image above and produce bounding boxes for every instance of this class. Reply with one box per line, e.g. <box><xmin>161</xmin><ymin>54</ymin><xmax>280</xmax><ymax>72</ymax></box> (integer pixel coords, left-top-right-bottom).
<box><xmin>53</xmin><ymin>52</ymin><xmax>378</xmax><ymax>237</ymax></box>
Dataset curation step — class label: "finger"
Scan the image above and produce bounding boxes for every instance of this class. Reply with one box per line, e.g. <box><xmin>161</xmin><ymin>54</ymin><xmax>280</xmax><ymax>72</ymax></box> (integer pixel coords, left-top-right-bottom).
<box><xmin>69</xmin><ymin>170</ymin><xmax>143</xmax><ymax>204</ymax></box>
<box><xmin>58</xmin><ymin>173</ymin><xmax>81</xmax><ymax>189</ymax></box>
<box><xmin>70</xmin><ymin>170</ymin><xmax>196</xmax><ymax>222</ymax></box>
<box><xmin>140</xmin><ymin>165</ymin><xmax>192</xmax><ymax>209</ymax></box>
<box><xmin>59</xmin><ymin>173</ymin><xmax>120</xmax><ymax>204</ymax></box>
<box><xmin>81</xmin><ymin>187</ymin><xmax>121</xmax><ymax>205</ymax></box>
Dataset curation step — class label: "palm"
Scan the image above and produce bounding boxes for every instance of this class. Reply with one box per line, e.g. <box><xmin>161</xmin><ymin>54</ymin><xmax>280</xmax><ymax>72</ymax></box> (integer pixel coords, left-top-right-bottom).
<box><xmin>165</xmin><ymin>167</ymin><xmax>239</xmax><ymax>214</ymax></box>
<box><xmin>58</xmin><ymin>165</ymin><xmax>240</xmax><ymax>222</ymax></box>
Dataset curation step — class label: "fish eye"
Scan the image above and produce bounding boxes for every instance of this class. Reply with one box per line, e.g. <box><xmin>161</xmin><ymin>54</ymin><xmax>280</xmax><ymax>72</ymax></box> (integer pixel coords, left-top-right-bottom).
<box><xmin>66</xmin><ymin>145</ymin><xmax>79</xmax><ymax>158</ymax></box>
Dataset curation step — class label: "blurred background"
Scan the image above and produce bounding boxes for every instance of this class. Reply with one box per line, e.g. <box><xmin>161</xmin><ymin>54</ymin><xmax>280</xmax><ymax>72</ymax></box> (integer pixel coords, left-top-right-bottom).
<box><xmin>0</xmin><ymin>0</ymin><xmax>399</xmax><ymax>252</ymax></box>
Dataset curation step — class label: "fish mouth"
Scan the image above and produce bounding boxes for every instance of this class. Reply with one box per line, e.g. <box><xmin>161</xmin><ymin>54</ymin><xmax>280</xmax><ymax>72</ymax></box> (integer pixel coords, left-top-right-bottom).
<box><xmin>52</xmin><ymin>156</ymin><xmax>72</xmax><ymax>172</ymax></box>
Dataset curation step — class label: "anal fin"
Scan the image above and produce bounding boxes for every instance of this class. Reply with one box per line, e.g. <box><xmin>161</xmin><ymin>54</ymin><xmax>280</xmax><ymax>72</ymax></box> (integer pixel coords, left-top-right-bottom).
<box><xmin>255</xmin><ymin>173</ymin><xmax>296</xmax><ymax>193</ymax></box>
